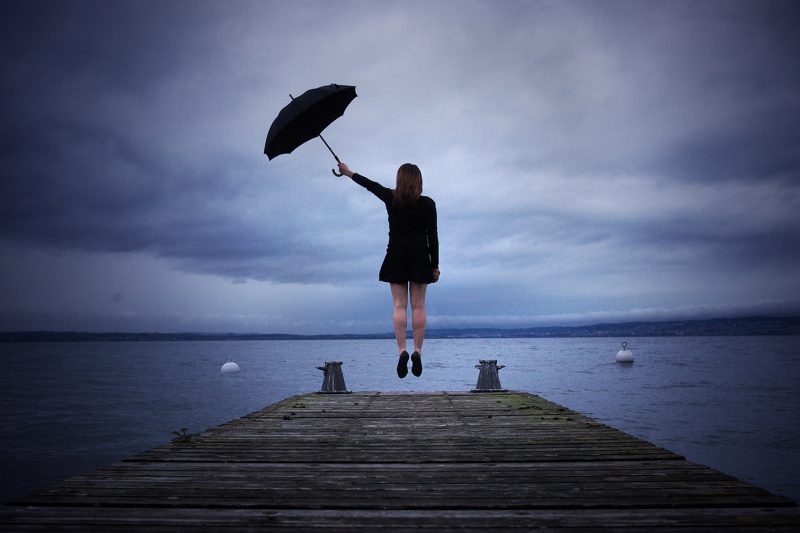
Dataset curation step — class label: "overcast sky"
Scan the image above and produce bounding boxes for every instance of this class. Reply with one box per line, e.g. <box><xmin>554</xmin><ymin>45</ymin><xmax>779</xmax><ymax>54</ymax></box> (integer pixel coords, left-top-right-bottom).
<box><xmin>1</xmin><ymin>0</ymin><xmax>798</xmax><ymax>334</ymax></box>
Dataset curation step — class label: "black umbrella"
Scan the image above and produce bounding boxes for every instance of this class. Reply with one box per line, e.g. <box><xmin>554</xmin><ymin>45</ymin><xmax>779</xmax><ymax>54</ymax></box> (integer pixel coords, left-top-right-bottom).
<box><xmin>264</xmin><ymin>84</ymin><xmax>357</xmax><ymax>175</ymax></box>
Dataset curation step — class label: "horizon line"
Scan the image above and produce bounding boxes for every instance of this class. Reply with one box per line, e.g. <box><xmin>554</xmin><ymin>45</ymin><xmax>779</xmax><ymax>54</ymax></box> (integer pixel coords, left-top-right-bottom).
<box><xmin>2</xmin><ymin>314</ymin><xmax>798</xmax><ymax>338</ymax></box>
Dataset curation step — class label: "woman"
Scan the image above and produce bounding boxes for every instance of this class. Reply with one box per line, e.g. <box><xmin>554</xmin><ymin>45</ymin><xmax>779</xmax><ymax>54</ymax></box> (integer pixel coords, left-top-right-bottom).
<box><xmin>337</xmin><ymin>161</ymin><xmax>440</xmax><ymax>378</ymax></box>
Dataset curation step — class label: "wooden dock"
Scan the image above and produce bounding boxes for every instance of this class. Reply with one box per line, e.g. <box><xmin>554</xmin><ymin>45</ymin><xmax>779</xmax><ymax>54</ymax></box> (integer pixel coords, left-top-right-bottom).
<box><xmin>2</xmin><ymin>391</ymin><xmax>798</xmax><ymax>531</ymax></box>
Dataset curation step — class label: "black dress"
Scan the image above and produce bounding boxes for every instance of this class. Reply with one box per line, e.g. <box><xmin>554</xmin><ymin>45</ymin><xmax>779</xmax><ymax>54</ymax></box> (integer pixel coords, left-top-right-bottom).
<box><xmin>351</xmin><ymin>173</ymin><xmax>439</xmax><ymax>284</ymax></box>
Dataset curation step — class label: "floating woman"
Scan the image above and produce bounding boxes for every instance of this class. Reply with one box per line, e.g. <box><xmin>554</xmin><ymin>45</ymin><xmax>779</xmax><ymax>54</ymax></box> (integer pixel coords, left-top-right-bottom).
<box><xmin>337</xmin><ymin>162</ymin><xmax>440</xmax><ymax>378</ymax></box>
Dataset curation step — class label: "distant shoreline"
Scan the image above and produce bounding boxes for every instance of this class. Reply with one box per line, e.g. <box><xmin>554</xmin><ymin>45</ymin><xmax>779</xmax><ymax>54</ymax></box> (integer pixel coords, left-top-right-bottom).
<box><xmin>1</xmin><ymin>315</ymin><xmax>798</xmax><ymax>342</ymax></box>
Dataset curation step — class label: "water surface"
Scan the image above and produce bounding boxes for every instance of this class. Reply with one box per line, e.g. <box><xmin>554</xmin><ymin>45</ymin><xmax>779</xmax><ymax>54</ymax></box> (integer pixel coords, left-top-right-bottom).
<box><xmin>1</xmin><ymin>336</ymin><xmax>798</xmax><ymax>503</ymax></box>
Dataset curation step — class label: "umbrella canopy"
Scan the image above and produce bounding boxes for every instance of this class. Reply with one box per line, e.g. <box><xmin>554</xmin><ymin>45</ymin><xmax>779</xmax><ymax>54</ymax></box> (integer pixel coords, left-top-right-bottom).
<box><xmin>264</xmin><ymin>84</ymin><xmax>357</xmax><ymax>161</ymax></box>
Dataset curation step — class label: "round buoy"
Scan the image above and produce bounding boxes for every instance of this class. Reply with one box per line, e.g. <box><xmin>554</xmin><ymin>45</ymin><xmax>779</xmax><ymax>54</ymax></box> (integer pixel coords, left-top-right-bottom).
<box><xmin>615</xmin><ymin>341</ymin><xmax>634</xmax><ymax>363</ymax></box>
<box><xmin>220</xmin><ymin>360</ymin><xmax>240</xmax><ymax>374</ymax></box>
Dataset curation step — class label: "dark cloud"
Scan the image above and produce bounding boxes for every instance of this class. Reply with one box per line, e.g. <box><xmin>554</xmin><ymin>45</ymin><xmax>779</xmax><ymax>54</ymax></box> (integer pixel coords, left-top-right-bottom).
<box><xmin>1</xmin><ymin>0</ymin><xmax>383</xmax><ymax>286</ymax></box>
<box><xmin>513</xmin><ymin>0</ymin><xmax>800</xmax><ymax>184</ymax></box>
<box><xmin>655</xmin><ymin>112</ymin><xmax>800</xmax><ymax>183</ymax></box>
<box><xmin>1</xmin><ymin>1</ymin><xmax>223</xmax><ymax>90</ymax></box>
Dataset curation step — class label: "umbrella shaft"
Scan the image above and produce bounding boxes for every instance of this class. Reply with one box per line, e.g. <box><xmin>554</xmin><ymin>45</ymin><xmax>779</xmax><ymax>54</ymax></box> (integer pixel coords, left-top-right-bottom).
<box><xmin>318</xmin><ymin>134</ymin><xmax>340</xmax><ymax>163</ymax></box>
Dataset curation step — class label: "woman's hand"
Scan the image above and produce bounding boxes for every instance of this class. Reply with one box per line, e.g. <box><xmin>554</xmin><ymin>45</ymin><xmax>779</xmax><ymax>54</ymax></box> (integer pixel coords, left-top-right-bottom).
<box><xmin>432</xmin><ymin>268</ymin><xmax>441</xmax><ymax>282</ymax></box>
<box><xmin>337</xmin><ymin>162</ymin><xmax>354</xmax><ymax>177</ymax></box>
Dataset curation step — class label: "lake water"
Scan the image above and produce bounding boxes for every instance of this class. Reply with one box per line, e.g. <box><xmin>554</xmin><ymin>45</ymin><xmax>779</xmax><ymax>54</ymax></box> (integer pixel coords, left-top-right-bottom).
<box><xmin>1</xmin><ymin>336</ymin><xmax>799</xmax><ymax>504</ymax></box>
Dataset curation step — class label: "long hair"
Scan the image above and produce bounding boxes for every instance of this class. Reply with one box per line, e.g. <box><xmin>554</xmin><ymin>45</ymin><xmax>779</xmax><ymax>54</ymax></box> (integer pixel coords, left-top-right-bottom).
<box><xmin>393</xmin><ymin>163</ymin><xmax>422</xmax><ymax>207</ymax></box>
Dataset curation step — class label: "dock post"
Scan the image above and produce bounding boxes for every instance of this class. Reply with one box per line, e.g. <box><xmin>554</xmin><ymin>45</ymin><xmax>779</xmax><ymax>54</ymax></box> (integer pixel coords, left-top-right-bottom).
<box><xmin>316</xmin><ymin>361</ymin><xmax>351</xmax><ymax>394</ymax></box>
<box><xmin>471</xmin><ymin>359</ymin><xmax>507</xmax><ymax>392</ymax></box>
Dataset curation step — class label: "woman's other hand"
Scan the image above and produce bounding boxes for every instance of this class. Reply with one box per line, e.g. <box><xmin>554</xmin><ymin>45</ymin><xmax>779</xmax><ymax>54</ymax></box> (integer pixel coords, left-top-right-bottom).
<box><xmin>432</xmin><ymin>268</ymin><xmax>440</xmax><ymax>282</ymax></box>
<box><xmin>337</xmin><ymin>162</ymin><xmax>354</xmax><ymax>177</ymax></box>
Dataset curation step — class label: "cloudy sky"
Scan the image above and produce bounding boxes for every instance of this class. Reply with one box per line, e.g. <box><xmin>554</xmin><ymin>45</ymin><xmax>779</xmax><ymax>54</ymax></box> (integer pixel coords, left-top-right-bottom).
<box><xmin>1</xmin><ymin>0</ymin><xmax>798</xmax><ymax>334</ymax></box>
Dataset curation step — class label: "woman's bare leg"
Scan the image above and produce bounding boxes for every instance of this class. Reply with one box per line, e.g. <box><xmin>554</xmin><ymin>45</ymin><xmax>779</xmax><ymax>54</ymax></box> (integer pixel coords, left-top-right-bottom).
<box><xmin>409</xmin><ymin>282</ymin><xmax>427</xmax><ymax>353</ymax></box>
<box><xmin>390</xmin><ymin>283</ymin><xmax>409</xmax><ymax>354</ymax></box>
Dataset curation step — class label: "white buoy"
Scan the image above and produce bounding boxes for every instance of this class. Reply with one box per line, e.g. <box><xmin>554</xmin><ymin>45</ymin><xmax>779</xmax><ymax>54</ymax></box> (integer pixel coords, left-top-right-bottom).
<box><xmin>220</xmin><ymin>359</ymin><xmax>240</xmax><ymax>374</ymax></box>
<box><xmin>615</xmin><ymin>341</ymin><xmax>634</xmax><ymax>363</ymax></box>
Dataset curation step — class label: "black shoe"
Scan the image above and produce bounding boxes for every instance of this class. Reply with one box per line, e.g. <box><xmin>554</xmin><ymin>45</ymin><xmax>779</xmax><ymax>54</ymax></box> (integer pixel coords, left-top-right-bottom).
<box><xmin>396</xmin><ymin>351</ymin><xmax>409</xmax><ymax>378</ymax></box>
<box><xmin>411</xmin><ymin>351</ymin><xmax>422</xmax><ymax>377</ymax></box>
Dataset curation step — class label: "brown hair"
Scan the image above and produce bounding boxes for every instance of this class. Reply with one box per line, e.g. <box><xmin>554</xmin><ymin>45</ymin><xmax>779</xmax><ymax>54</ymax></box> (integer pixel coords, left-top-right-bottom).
<box><xmin>393</xmin><ymin>163</ymin><xmax>422</xmax><ymax>207</ymax></box>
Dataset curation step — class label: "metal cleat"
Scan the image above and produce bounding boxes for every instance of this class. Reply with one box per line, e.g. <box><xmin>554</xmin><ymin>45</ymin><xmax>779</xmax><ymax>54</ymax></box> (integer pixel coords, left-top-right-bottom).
<box><xmin>316</xmin><ymin>361</ymin><xmax>351</xmax><ymax>394</ymax></box>
<box><xmin>471</xmin><ymin>359</ymin><xmax>507</xmax><ymax>392</ymax></box>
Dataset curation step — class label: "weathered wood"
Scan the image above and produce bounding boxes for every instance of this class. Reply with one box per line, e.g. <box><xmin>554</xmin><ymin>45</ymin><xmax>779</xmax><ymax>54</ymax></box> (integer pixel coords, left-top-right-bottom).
<box><xmin>2</xmin><ymin>391</ymin><xmax>798</xmax><ymax>531</ymax></box>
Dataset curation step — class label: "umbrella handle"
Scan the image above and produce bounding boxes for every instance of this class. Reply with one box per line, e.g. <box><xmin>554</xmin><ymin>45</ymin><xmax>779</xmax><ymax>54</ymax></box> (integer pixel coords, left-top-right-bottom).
<box><xmin>332</xmin><ymin>168</ymin><xmax>343</xmax><ymax>177</ymax></box>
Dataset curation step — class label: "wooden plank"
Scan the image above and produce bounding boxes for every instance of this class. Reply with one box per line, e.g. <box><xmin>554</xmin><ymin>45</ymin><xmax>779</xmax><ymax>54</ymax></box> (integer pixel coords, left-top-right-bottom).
<box><xmin>1</xmin><ymin>391</ymin><xmax>798</xmax><ymax>531</ymax></box>
<box><xmin>4</xmin><ymin>507</ymin><xmax>800</xmax><ymax>531</ymax></box>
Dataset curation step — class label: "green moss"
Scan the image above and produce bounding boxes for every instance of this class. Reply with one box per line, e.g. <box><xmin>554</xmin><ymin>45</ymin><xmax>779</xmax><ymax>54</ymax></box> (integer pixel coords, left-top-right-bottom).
<box><xmin>494</xmin><ymin>392</ymin><xmax>545</xmax><ymax>411</ymax></box>
<box><xmin>170</xmin><ymin>428</ymin><xmax>199</xmax><ymax>445</ymax></box>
